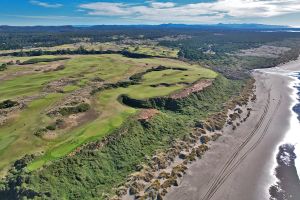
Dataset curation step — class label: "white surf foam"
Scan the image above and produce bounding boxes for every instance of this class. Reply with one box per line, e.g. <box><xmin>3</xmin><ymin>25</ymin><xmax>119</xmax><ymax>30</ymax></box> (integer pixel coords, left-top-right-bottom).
<box><xmin>283</xmin><ymin>72</ymin><xmax>300</xmax><ymax>176</ymax></box>
<box><xmin>255</xmin><ymin>64</ymin><xmax>300</xmax><ymax>199</ymax></box>
<box><xmin>261</xmin><ymin>67</ymin><xmax>300</xmax><ymax>178</ymax></box>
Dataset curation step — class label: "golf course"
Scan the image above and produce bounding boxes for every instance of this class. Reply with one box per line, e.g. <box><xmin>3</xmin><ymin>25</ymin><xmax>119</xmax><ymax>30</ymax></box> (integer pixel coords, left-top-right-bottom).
<box><xmin>0</xmin><ymin>53</ymin><xmax>217</xmax><ymax>175</ymax></box>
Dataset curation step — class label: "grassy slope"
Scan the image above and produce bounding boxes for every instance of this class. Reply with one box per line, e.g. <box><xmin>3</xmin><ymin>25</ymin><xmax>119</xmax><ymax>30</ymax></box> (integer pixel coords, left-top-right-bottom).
<box><xmin>0</xmin><ymin>75</ymin><xmax>243</xmax><ymax>200</ymax></box>
<box><xmin>0</xmin><ymin>54</ymin><xmax>216</xmax><ymax>174</ymax></box>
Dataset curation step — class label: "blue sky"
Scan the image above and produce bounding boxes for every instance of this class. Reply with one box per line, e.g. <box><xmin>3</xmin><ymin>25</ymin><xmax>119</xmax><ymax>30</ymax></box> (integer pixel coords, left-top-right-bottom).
<box><xmin>1</xmin><ymin>0</ymin><xmax>300</xmax><ymax>26</ymax></box>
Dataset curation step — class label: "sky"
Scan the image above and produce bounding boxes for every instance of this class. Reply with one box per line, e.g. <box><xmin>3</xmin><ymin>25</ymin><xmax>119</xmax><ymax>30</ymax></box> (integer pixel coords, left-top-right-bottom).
<box><xmin>1</xmin><ymin>0</ymin><xmax>300</xmax><ymax>26</ymax></box>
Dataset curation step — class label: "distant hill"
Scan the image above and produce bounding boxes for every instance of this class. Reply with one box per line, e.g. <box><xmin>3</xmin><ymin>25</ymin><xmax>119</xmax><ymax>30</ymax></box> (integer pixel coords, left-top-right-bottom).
<box><xmin>0</xmin><ymin>23</ymin><xmax>297</xmax><ymax>33</ymax></box>
<box><xmin>158</xmin><ymin>23</ymin><xmax>291</xmax><ymax>29</ymax></box>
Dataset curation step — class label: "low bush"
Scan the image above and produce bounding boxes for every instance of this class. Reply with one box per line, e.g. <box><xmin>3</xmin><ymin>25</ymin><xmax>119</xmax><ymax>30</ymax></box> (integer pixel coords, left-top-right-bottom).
<box><xmin>21</xmin><ymin>57</ymin><xmax>69</xmax><ymax>65</ymax></box>
<box><xmin>0</xmin><ymin>100</ymin><xmax>18</xmax><ymax>109</ymax></box>
<box><xmin>0</xmin><ymin>63</ymin><xmax>7</xmax><ymax>71</ymax></box>
<box><xmin>46</xmin><ymin>124</ymin><xmax>56</xmax><ymax>131</ymax></box>
<box><xmin>58</xmin><ymin>103</ymin><xmax>90</xmax><ymax>116</ymax></box>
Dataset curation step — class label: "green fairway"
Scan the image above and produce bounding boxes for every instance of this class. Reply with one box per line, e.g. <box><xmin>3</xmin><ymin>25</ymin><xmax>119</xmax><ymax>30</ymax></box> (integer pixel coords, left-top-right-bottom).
<box><xmin>0</xmin><ymin>54</ymin><xmax>217</xmax><ymax>174</ymax></box>
<box><xmin>0</xmin><ymin>93</ymin><xmax>63</xmax><ymax>174</ymax></box>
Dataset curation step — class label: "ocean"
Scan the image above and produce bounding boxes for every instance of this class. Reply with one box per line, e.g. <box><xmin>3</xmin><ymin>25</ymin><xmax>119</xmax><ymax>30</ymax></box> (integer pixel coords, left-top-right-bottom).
<box><xmin>269</xmin><ymin>71</ymin><xmax>300</xmax><ymax>200</ymax></box>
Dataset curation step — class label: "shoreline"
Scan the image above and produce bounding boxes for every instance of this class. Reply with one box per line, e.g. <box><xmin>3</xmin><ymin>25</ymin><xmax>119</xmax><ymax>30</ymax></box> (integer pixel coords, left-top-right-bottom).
<box><xmin>165</xmin><ymin>59</ymin><xmax>300</xmax><ymax>200</ymax></box>
<box><xmin>263</xmin><ymin>61</ymin><xmax>300</xmax><ymax>199</ymax></box>
<box><xmin>276</xmin><ymin>67</ymin><xmax>300</xmax><ymax>176</ymax></box>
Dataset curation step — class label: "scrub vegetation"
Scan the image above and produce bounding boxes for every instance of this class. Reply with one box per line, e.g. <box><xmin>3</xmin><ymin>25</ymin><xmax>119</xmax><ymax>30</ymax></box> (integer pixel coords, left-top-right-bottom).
<box><xmin>1</xmin><ymin>25</ymin><xmax>300</xmax><ymax>200</ymax></box>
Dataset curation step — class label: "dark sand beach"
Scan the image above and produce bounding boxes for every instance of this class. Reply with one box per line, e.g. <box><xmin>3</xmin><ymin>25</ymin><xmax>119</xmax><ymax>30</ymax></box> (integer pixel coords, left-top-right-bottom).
<box><xmin>165</xmin><ymin>59</ymin><xmax>300</xmax><ymax>200</ymax></box>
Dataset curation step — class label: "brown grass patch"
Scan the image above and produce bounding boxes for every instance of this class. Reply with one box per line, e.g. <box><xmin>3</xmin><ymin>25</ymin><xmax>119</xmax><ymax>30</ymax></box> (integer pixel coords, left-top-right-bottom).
<box><xmin>137</xmin><ymin>109</ymin><xmax>160</xmax><ymax>121</ymax></box>
<box><xmin>170</xmin><ymin>79</ymin><xmax>213</xmax><ymax>99</ymax></box>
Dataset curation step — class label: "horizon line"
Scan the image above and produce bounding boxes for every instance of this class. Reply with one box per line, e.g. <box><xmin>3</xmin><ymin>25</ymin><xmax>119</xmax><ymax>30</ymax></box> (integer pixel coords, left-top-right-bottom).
<box><xmin>0</xmin><ymin>23</ymin><xmax>298</xmax><ymax>28</ymax></box>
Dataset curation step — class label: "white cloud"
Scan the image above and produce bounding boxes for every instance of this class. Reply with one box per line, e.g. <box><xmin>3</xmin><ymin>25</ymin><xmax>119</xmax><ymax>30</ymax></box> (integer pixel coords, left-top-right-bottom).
<box><xmin>79</xmin><ymin>2</ymin><xmax>132</xmax><ymax>16</ymax></box>
<box><xmin>210</xmin><ymin>0</ymin><xmax>300</xmax><ymax>18</ymax></box>
<box><xmin>30</xmin><ymin>0</ymin><xmax>63</xmax><ymax>8</ymax></box>
<box><xmin>6</xmin><ymin>14</ymin><xmax>95</xmax><ymax>20</ymax></box>
<box><xmin>149</xmin><ymin>1</ymin><xmax>176</xmax><ymax>9</ymax></box>
<box><xmin>78</xmin><ymin>0</ymin><xmax>300</xmax><ymax>23</ymax></box>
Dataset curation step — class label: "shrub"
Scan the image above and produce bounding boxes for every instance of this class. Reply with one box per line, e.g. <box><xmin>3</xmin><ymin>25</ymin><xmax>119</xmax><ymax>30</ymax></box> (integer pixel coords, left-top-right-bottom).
<box><xmin>0</xmin><ymin>100</ymin><xmax>18</xmax><ymax>109</ymax></box>
<box><xmin>58</xmin><ymin>103</ymin><xmax>90</xmax><ymax>116</ymax></box>
<box><xmin>0</xmin><ymin>63</ymin><xmax>7</xmax><ymax>71</ymax></box>
<box><xmin>46</xmin><ymin>125</ymin><xmax>56</xmax><ymax>131</ymax></box>
<box><xmin>21</xmin><ymin>57</ymin><xmax>69</xmax><ymax>65</ymax></box>
<box><xmin>34</xmin><ymin>128</ymin><xmax>47</xmax><ymax>137</ymax></box>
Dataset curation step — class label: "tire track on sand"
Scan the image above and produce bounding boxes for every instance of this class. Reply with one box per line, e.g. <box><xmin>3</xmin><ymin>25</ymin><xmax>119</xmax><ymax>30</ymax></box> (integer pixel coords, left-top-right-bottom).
<box><xmin>205</xmin><ymin>95</ymin><xmax>282</xmax><ymax>200</ymax></box>
<box><xmin>200</xmin><ymin>90</ymin><xmax>280</xmax><ymax>200</ymax></box>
